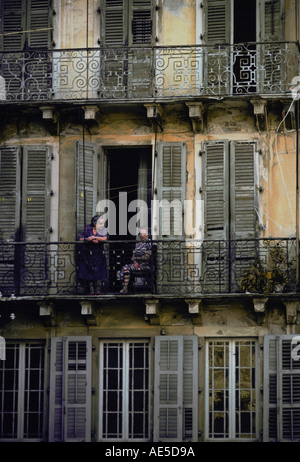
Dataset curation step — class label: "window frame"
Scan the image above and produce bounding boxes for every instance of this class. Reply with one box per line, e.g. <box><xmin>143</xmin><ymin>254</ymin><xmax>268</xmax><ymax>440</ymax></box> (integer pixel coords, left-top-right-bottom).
<box><xmin>0</xmin><ymin>341</ymin><xmax>46</xmax><ymax>442</ymax></box>
<box><xmin>98</xmin><ymin>338</ymin><xmax>151</xmax><ymax>442</ymax></box>
<box><xmin>205</xmin><ymin>338</ymin><xmax>259</xmax><ymax>441</ymax></box>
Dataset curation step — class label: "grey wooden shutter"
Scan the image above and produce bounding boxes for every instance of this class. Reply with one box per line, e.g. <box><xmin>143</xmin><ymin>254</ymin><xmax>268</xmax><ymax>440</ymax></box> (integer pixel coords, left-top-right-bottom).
<box><xmin>205</xmin><ymin>0</ymin><xmax>231</xmax><ymax>95</ymax></box>
<box><xmin>0</xmin><ymin>147</ymin><xmax>21</xmax><ymax>295</ymax></box>
<box><xmin>1</xmin><ymin>0</ymin><xmax>26</xmax><ymax>51</ymax></box>
<box><xmin>154</xmin><ymin>336</ymin><xmax>198</xmax><ymax>442</ymax></box>
<box><xmin>205</xmin><ymin>0</ymin><xmax>230</xmax><ymax>44</ymax></box>
<box><xmin>102</xmin><ymin>0</ymin><xmax>126</xmax><ymax>46</ymax></box>
<box><xmin>0</xmin><ymin>147</ymin><xmax>21</xmax><ymax>241</ymax></box>
<box><xmin>49</xmin><ymin>336</ymin><xmax>92</xmax><ymax>442</ymax></box>
<box><xmin>130</xmin><ymin>0</ymin><xmax>153</xmax><ymax>45</ymax></box>
<box><xmin>203</xmin><ymin>141</ymin><xmax>229</xmax><ymax>241</ymax></box>
<box><xmin>158</xmin><ymin>143</ymin><xmax>186</xmax><ymax>238</ymax></box>
<box><xmin>260</xmin><ymin>0</ymin><xmax>284</xmax><ymax>90</ymax></box>
<box><xmin>27</xmin><ymin>0</ymin><xmax>52</xmax><ymax>50</ymax></box>
<box><xmin>230</xmin><ymin>141</ymin><xmax>258</xmax><ymax>241</ymax></box>
<box><xmin>264</xmin><ymin>335</ymin><xmax>300</xmax><ymax>442</ymax></box>
<box><xmin>75</xmin><ymin>141</ymin><xmax>98</xmax><ymax>238</ymax></box>
<box><xmin>21</xmin><ymin>146</ymin><xmax>51</xmax><ymax>242</ymax></box>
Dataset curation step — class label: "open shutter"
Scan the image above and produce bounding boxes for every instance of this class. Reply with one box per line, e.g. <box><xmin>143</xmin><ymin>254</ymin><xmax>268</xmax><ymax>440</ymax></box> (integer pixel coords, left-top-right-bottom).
<box><xmin>21</xmin><ymin>146</ymin><xmax>51</xmax><ymax>242</ymax></box>
<box><xmin>158</xmin><ymin>143</ymin><xmax>186</xmax><ymax>238</ymax></box>
<box><xmin>260</xmin><ymin>0</ymin><xmax>284</xmax><ymax>91</ymax></box>
<box><xmin>264</xmin><ymin>335</ymin><xmax>300</xmax><ymax>441</ymax></box>
<box><xmin>27</xmin><ymin>0</ymin><xmax>52</xmax><ymax>50</ymax></box>
<box><xmin>1</xmin><ymin>0</ymin><xmax>26</xmax><ymax>51</ymax></box>
<box><xmin>0</xmin><ymin>147</ymin><xmax>21</xmax><ymax>295</ymax></box>
<box><xmin>154</xmin><ymin>336</ymin><xmax>198</xmax><ymax>442</ymax></box>
<box><xmin>49</xmin><ymin>336</ymin><xmax>92</xmax><ymax>442</ymax></box>
<box><xmin>205</xmin><ymin>0</ymin><xmax>231</xmax><ymax>95</ymax></box>
<box><xmin>0</xmin><ymin>147</ymin><xmax>21</xmax><ymax>241</ymax></box>
<box><xmin>75</xmin><ymin>141</ymin><xmax>98</xmax><ymax>238</ymax></box>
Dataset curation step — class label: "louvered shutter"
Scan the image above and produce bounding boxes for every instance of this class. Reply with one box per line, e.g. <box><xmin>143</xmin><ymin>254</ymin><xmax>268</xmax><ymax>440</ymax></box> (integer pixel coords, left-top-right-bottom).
<box><xmin>0</xmin><ymin>147</ymin><xmax>21</xmax><ymax>241</ymax></box>
<box><xmin>260</xmin><ymin>0</ymin><xmax>284</xmax><ymax>91</ymax></box>
<box><xmin>27</xmin><ymin>0</ymin><xmax>52</xmax><ymax>49</ymax></box>
<box><xmin>158</xmin><ymin>143</ymin><xmax>186</xmax><ymax>238</ymax></box>
<box><xmin>130</xmin><ymin>0</ymin><xmax>153</xmax><ymax>45</ymax></box>
<box><xmin>264</xmin><ymin>335</ymin><xmax>300</xmax><ymax>442</ymax></box>
<box><xmin>203</xmin><ymin>141</ymin><xmax>229</xmax><ymax>240</ymax></box>
<box><xmin>230</xmin><ymin>141</ymin><xmax>258</xmax><ymax>240</ymax></box>
<box><xmin>21</xmin><ymin>146</ymin><xmax>51</xmax><ymax>241</ymax></box>
<box><xmin>1</xmin><ymin>0</ymin><xmax>25</xmax><ymax>51</ymax></box>
<box><xmin>0</xmin><ymin>147</ymin><xmax>21</xmax><ymax>295</ymax></box>
<box><xmin>205</xmin><ymin>0</ymin><xmax>231</xmax><ymax>95</ymax></box>
<box><xmin>75</xmin><ymin>141</ymin><xmax>98</xmax><ymax>238</ymax></box>
<box><xmin>154</xmin><ymin>336</ymin><xmax>198</xmax><ymax>442</ymax></box>
<box><xmin>49</xmin><ymin>336</ymin><xmax>92</xmax><ymax>442</ymax></box>
<box><xmin>230</xmin><ymin>141</ymin><xmax>259</xmax><ymax>288</ymax></box>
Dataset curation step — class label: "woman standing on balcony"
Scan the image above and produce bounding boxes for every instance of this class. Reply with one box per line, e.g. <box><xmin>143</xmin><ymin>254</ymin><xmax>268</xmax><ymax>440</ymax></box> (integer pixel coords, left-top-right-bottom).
<box><xmin>78</xmin><ymin>215</ymin><xmax>108</xmax><ymax>295</ymax></box>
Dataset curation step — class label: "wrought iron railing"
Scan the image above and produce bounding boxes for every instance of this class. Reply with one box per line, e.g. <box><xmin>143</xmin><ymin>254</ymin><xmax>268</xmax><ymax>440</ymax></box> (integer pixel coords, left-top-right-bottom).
<box><xmin>0</xmin><ymin>238</ymin><xmax>297</xmax><ymax>297</ymax></box>
<box><xmin>0</xmin><ymin>42</ymin><xmax>298</xmax><ymax>102</ymax></box>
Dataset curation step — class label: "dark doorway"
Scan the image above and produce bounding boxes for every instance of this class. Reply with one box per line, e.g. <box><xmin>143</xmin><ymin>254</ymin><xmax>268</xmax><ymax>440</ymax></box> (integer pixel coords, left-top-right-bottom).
<box><xmin>233</xmin><ymin>0</ymin><xmax>257</xmax><ymax>93</ymax></box>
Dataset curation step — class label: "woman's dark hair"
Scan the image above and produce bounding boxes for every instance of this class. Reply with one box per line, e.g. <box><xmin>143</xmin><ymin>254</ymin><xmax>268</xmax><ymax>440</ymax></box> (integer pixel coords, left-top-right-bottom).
<box><xmin>91</xmin><ymin>215</ymin><xmax>101</xmax><ymax>227</ymax></box>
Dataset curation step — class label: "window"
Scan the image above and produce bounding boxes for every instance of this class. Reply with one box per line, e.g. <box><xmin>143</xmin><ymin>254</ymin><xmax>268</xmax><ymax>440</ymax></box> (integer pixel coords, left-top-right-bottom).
<box><xmin>100</xmin><ymin>0</ymin><xmax>154</xmax><ymax>98</ymax></box>
<box><xmin>49</xmin><ymin>336</ymin><xmax>92</xmax><ymax>442</ymax></box>
<box><xmin>99</xmin><ymin>340</ymin><xmax>150</xmax><ymax>441</ymax></box>
<box><xmin>0</xmin><ymin>146</ymin><xmax>52</xmax><ymax>296</ymax></box>
<box><xmin>204</xmin><ymin>0</ymin><xmax>285</xmax><ymax>94</ymax></box>
<box><xmin>264</xmin><ymin>335</ymin><xmax>300</xmax><ymax>441</ymax></box>
<box><xmin>202</xmin><ymin>140</ymin><xmax>259</xmax><ymax>292</ymax></box>
<box><xmin>206</xmin><ymin>339</ymin><xmax>258</xmax><ymax>440</ymax></box>
<box><xmin>0</xmin><ymin>342</ymin><xmax>45</xmax><ymax>441</ymax></box>
<box><xmin>153</xmin><ymin>336</ymin><xmax>198</xmax><ymax>442</ymax></box>
<box><xmin>0</xmin><ymin>0</ymin><xmax>53</xmax><ymax>101</ymax></box>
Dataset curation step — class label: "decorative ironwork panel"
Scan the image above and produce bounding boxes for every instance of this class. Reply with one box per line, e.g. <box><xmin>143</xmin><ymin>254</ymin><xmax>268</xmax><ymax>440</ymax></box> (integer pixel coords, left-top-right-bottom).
<box><xmin>0</xmin><ymin>42</ymin><xmax>298</xmax><ymax>102</ymax></box>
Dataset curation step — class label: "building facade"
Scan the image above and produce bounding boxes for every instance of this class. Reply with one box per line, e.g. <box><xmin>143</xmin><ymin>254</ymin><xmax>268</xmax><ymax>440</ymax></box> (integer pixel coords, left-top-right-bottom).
<box><xmin>0</xmin><ymin>0</ymin><xmax>300</xmax><ymax>442</ymax></box>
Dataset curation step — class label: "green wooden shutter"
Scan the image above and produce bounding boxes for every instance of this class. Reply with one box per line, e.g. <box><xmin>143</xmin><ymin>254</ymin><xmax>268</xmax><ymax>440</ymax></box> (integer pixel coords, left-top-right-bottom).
<box><xmin>0</xmin><ymin>147</ymin><xmax>21</xmax><ymax>241</ymax></box>
<box><xmin>21</xmin><ymin>146</ymin><xmax>51</xmax><ymax>242</ymax></box>
<box><xmin>263</xmin><ymin>335</ymin><xmax>300</xmax><ymax>442</ymax></box>
<box><xmin>154</xmin><ymin>336</ymin><xmax>198</xmax><ymax>442</ymax></box>
<box><xmin>158</xmin><ymin>143</ymin><xmax>186</xmax><ymax>238</ymax></box>
<box><xmin>75</xmin><ymin>141</ymin><xmax>98</xmax><ymax>238</ymax></box>
<box><xmin>27</xmin><ymin>0</ymin><xmax>52</xmax><ymax>49</ymax></box>
<box><xmin>49</xmin><ymin>336</ymin><xmax>92</xmax><ymax>442</ymax></box>
<box><xmin>102</xmin><ymin>0</ymin><xmax>126</xmax><ymax>46</ymax></box>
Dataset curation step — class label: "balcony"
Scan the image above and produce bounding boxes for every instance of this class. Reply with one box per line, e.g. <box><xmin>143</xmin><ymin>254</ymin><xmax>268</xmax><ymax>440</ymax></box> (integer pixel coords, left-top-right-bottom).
<box><xmin>0</xmin><ymin>238</ymin><xmax>298</xmax><ymax>298</ymax></box>
<box><xmin>0</xmin><ymin>42</ymin><xmax>299</xmax><ymax>103</ymax></box>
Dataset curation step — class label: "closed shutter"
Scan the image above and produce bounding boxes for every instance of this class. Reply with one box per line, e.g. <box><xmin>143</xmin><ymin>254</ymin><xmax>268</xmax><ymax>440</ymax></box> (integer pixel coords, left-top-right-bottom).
<box><xmin>130</xmin><ymin>0</ymin><xmax>153</xmax><ymax>45</ymax></box>
<box><xmin>49</xmin><ymin>337</ymin><xmax>92</xmax><ymax>442</ymax></box>
<box><xmin>153</xmin><ymin>336</ymin><xmax>198</xmax><ymax>442</ymax></box>
<box><xmin>21</xmin><ymin>146</ymin><xmax>51</xmax><ymax>242</ymax></box>
<box><xmin>264</xmin><ymin>335</ymin><xmax>300</xmax><ymax>441</ymax></box>
<box><xmin>75</xmin><ymin>141</ymin><xmax>98</xmax><ymax>238</ymax></box>
<box><xmin>1</xmin><ymin>0</ymin><xmax>25</xmax><ymax>51</ymax></box>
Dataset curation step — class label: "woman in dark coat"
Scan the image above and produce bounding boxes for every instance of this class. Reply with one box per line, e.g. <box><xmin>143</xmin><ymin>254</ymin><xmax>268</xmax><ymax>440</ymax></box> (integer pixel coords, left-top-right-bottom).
<box><xmin>78</xmin><ymin>215</ymin><xmax>108</xmax><ymax>295</ymax></box>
